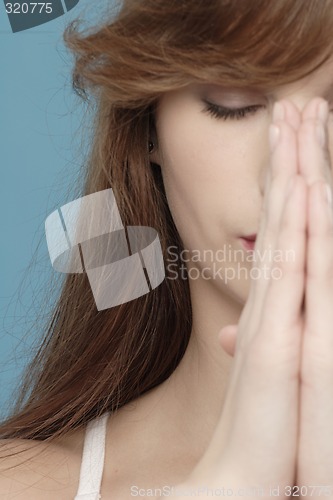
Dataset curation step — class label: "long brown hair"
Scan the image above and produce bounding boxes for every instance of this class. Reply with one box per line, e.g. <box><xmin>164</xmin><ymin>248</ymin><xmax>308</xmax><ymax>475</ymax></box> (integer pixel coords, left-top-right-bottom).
<box><xmin>1</xmin><ymin>0</ymin><xmax>333</xmax><ymax>448</ymax></box>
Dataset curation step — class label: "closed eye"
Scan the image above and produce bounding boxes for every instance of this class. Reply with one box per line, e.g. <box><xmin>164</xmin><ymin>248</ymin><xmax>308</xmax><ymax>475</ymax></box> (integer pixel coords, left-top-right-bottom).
<box><xmin>202</xmin><ymin>100</ymin><xmax>265</xmax><ymax>121</ymax></box>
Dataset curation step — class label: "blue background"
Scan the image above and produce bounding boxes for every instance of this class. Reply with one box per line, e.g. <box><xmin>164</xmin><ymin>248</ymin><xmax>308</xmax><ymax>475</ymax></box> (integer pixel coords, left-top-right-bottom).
<box><xmin>0</xmin><ymin>0</ymin><xmax>118</xmax><ymax>418</ymax></box>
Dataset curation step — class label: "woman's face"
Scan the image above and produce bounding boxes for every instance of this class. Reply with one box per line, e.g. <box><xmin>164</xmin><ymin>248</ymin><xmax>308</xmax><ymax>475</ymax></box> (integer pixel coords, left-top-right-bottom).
<box><xmin>152</xmin><ymin>63</ymin><xmax>333</xmax><ymax>305</ymax></box>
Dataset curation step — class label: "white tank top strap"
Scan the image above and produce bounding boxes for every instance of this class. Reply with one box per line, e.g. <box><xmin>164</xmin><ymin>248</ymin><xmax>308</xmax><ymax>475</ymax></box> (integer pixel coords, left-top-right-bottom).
<box><xmin>74</xmin><ymin>411</ymin><xmax>111</xmax><ymax>500</ymax></box>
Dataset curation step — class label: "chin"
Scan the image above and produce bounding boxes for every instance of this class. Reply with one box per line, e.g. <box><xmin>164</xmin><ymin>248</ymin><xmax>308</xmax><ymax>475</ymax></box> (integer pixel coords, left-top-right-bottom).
<box><xmin>210</xmin><ymin>270</ymin><xmax>251</xmax><ymax>307</ymax></box>
<box><xmin>224</xmin><ymin>281</ymin><xmax>250</xmax><ymax>307</ymax></box>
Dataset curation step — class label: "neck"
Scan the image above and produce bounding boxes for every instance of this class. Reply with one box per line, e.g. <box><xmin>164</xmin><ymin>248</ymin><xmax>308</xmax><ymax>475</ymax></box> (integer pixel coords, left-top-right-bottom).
<box><xmin>130</xmin><ymin>277</ymin><xmax>244</xmax><ymax>461</ymax></box>
<box><xmin>165</xmin><ymin>278</ymin><xmax>242</xmax><ymax>449</ymax></box>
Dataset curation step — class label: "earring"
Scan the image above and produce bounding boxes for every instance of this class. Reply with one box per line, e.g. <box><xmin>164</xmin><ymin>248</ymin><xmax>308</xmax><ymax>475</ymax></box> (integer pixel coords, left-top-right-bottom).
<box><xmin>148</xmin><ymin>141</ymin><xmax>154</xmax><ymax>154</ymax></box>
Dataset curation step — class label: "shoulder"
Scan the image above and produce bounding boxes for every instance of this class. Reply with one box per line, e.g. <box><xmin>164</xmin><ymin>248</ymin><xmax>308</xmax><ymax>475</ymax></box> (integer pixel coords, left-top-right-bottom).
<box><xmin>0</xmin><ymin>432</ymin><xmax>84</xmax><ymax>499</ymax></box>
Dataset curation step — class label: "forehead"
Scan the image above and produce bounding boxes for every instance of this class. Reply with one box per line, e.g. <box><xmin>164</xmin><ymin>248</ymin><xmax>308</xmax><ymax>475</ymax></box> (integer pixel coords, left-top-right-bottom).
<box><xmin>267</xmin><ymin>55</ymin><xmax>333</xmax><ymax>99</ymax></box>
<box><xmin>207</xmin><ymin>55</ymin><xmax>333</xmax><ymax>97</ymax></box>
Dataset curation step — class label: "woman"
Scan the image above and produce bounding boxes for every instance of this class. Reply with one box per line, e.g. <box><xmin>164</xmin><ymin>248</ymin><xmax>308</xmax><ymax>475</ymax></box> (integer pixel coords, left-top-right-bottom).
<box><xmin>1</xmin><ymin>0</ymin><xmax>333</xmax><ymax>498</ymax></box>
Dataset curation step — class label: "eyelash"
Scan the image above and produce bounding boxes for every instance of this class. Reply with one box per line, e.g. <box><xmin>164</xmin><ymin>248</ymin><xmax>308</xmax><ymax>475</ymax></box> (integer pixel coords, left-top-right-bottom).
<box><xmin>203</xmin><ymin>100</ymin><xmax>264</xmax><ymax>121</ymax></box>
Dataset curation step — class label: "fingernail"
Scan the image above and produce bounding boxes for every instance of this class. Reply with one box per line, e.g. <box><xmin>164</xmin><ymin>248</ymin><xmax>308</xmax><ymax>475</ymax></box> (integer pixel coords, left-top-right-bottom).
<box><xmin>318</xmin><ymin>100</ymin><xmax>329</xmax><ymax>124</ymax></box>
<box><xmin>316</xmin><ymin>123</ymin><xmax>325</xmax><ymax>147</ymax></box>
<box><xmin>273</xmin><ymin>102</ymin><xmax>284</xmax><ymax>123</ymax></box>
<box><xmin>269</xmin><ymin>124</ymin><xmax>280</xmax><ymax>151</ymax></box>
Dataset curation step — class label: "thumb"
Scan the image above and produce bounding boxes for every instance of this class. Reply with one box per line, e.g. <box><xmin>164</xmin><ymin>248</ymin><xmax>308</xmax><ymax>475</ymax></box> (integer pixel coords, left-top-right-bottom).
<box><xmin>218</xmin><ymin>324</ymin><xmax>238</xmax><ymax>357</ymax></box>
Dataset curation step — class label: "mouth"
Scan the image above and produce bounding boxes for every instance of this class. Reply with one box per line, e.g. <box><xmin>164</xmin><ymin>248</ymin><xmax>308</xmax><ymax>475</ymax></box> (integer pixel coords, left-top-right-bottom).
<box><xmin>239</xmin><ymin>234</ymin><xmax>257</xmax><ymax>251</ymax></box>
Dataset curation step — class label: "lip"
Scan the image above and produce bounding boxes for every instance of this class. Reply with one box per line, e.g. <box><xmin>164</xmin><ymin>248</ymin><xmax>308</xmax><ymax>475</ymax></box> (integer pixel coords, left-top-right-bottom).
<box><xmin>239</xmin><ymin>234</ymin><xmax>257</xmax><ymax>251</ymax></box>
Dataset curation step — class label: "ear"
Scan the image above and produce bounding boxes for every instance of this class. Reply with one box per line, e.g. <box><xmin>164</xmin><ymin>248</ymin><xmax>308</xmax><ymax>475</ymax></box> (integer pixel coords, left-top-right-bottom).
<box><xmin>148</xmin><ymin>109</ymin><xmax>161</xmax><ymax>165</ymax></box>
<box><xmin>149</xmin><ymin>143</ymin><xmax>161</xmax><ymax>165</ymax></box>
<box><xmin>148</xmin><ymin>128</ymin><xmax>161</xmax><ymax>165</ymax></box>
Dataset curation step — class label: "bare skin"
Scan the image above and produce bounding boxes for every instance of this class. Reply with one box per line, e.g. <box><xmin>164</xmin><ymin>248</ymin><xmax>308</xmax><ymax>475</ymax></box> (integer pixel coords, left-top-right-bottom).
<box><xmin>0</xmin><ymin>88</ymin><xmax>333</xmax><ymax>498</ymax></box>
<box><xmin>219</xmin><ymin>97</ymin><xmax>333</xmax><ymax>495</ymax></box>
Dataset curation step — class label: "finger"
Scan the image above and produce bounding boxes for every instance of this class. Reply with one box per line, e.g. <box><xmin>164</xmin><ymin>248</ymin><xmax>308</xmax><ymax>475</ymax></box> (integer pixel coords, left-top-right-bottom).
<box><xmin>256</xmin><ymin>118</ymin><xmax>298</xmax><ymax>273</ymax></box>
<box><xmin>212</xmin><ymin>178</ymin><xmax>305</xmax><ymax>485</ymax></box>
<box><xmin>218</xmin><ymin>325</ymin><xmax>237</xmax><ymax>357</ymax></box>
<box><xmin>303</xmin><ymin>180</ymin><xmax>333</xmax><ymax>366</ymax></box>
<box><xmin>282</xmin><ymin>97</ymin><xmax>302</xmax><ymax>131</ymax></box>
<box><xmin>244</xmin><ymin>104</ymin><xmax>299</xmax><ymax>334</ymax></box>
<box><xmin>298</xmin><ymin>97</ymin><xmax>332</xmax><ymax>186</ymax></box>
<box><xmin>216</xmin><ymin>178</ymin><xmax>305</xmax><ymax>482</ymax></box>
<box><xmin>247</xmin><ymin>175</ymin><xmax>306</xmax><ymax>362</ymax></box>
<box><xmin>298</xmin><ymin>181</ymin><xmax>333</xmax><ymax>486</ymax></box>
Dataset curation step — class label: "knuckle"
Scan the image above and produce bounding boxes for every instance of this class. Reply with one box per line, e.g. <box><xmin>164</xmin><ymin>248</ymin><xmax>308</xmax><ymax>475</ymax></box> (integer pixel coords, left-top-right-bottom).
<box><xmin>263</xmin><ymin>255</ymin><xmax>286</xmax><ymax>279</ymax></box>
<box><xmin>307</xmin><ymin>260</ymin><xmax>333</xmax><ymax>283</ymax></box>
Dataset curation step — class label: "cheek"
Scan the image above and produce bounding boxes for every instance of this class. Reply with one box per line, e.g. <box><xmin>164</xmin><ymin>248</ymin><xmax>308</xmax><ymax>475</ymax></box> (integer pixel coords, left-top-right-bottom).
<box><xmin>158</xmin><ymin>115</ymin><xmax>251</xmax><ymax>237</ymax></box>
